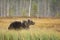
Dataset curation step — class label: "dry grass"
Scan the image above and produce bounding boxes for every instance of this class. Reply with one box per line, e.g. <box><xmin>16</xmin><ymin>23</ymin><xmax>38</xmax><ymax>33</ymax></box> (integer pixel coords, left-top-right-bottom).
<box><xmin>0</xmin><ymin>17</ymin><xmax>60</xmax><ymax>40</ymax></box>
<box><xmin>0</xmin><ymin>17</ymin><xmax>60</xmax><ymax>31</ymax></box>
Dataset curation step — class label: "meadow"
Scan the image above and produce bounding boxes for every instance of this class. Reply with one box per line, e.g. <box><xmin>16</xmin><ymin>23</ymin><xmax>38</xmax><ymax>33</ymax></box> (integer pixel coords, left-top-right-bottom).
<box><xmin>0</xmin><ymin>17</ymin><xmax>60</xmax><ymax>40</ymax></box>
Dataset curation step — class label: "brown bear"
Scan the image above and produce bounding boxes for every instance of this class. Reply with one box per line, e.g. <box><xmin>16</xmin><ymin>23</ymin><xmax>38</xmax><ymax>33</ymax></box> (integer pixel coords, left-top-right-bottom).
<box><xmin>8</xmin><ymin>19</ymin><xmax>35</xmax><ymax>30</ymax></box>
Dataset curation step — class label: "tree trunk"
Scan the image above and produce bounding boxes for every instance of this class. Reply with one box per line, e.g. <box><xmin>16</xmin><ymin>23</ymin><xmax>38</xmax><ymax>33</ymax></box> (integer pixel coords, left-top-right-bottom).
<box><xmin>29</xmin><ymin>0</ymin><xmax>31</xmax><ymax>17</ymax></box>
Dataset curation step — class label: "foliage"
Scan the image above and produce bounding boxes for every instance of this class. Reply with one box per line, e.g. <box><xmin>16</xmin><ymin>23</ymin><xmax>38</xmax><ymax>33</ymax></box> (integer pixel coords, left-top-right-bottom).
<box><xmin>52</xmin><ymin>0</ymin><xmax>56</xmax><ymax>3</ymax></box>
<box><xmin>22</xmin><ymin>9</ymin><xmax>27</xmax><ymax>17</ymax></box>
<box><xmin>9</xmin><ymin>7</ymin><xmax>15</xmax><ymax>16</ymax></box>
<box><xmin>56</xmin><ymin>13</ymin><xmax>60</xmax><ymax>17</ymax></box>
<box><xmin>31</xmin><ymin>2</ymin><xmax>38</xmax><ymax>17</ymax></box>
<box><xmin>0</xmin><ymin>29</ymin><xmax>60</xmax><ymax>40</ymax></box>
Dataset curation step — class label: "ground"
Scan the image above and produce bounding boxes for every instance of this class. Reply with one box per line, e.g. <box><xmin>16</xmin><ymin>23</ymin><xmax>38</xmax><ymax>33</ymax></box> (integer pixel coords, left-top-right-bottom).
<box><xmin>0</xmin><ymin>17</ymin><xmax>60</xmax><ymax>32</ymax></box>
<box><xmin>0</xmin><ymin>17</ymin><xmax>60</xmax><ymax>40</ymax></box>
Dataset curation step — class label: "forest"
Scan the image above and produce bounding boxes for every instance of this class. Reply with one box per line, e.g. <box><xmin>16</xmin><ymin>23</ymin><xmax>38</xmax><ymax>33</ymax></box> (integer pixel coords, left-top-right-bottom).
<box><xmin>0</xmin><ymin>0</ymin><xmax>60</xmax><ymax>17</ymax></box>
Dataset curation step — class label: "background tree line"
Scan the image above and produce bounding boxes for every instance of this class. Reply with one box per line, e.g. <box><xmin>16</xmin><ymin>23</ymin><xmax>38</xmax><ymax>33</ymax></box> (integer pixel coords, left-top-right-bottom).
<box><xmin>0</xmin><ymin>0</ymin><xmax>60</xmax><ymax>18</ymax></box>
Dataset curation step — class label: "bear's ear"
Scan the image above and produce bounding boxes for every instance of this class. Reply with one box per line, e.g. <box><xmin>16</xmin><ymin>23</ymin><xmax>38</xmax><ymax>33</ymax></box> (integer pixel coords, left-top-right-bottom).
<box><xmin>28</xmin><ymin>19</ymin><xmax>31</xmax><ymax>22</ymax></box>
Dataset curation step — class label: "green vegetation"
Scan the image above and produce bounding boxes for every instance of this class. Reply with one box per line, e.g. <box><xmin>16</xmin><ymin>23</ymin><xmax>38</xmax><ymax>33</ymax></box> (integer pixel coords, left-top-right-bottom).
<box><xmin>9</xmin><ymin>7</ymin><xmax>15</xmax><ymax>16</ymax></box>
<box><xmin>31</xmin><ymin>2</ymin><xmax>38</xmax><ymax>17</ymax></box>
<box><xmin>52</xmin><ymin>0</ymin><xmax>56</xmax><ymax>3</ymax></box>
<box><xmin>22</xmin><ymin>9</ymin><xmax>27</xmax><ymax>17</ymax></box>
<box><xmin>56</xmin><ymin>13</ymin><xmax>60</xmax><ymax>17</ymax></box>
<box><xmin>0</xmin><ymin>29</ymin><xmax>60</xmax><ymax>40</ymax></box>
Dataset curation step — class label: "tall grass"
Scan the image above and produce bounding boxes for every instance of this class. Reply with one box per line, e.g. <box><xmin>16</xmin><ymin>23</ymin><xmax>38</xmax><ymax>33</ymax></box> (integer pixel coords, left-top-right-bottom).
<box><xmin>0</xmin><ymin>29</ymin><xmax>60</xmax><ymax>40</ymax></box>
<box><xmin>0</xmin><ymin>18</ymin><xmax>60</xmax><ymax>40</ymax></box>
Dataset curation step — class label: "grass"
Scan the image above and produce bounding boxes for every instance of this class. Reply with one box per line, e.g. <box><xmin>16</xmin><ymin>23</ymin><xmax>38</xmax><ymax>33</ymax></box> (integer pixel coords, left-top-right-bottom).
<box><xmin>0</xmin><ymin>17</ymin><xmax>60</xmax><ymax>40</ymax></box>
<box><xmin>0</xmin><ymin>29</ymin><xmax>60</xmax><ymax>40</ymax></box>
